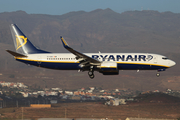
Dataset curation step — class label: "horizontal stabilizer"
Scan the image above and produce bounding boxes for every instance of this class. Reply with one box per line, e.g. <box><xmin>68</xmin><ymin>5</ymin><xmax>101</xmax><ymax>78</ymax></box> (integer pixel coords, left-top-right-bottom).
<box><xmin>6</xmin><ymin>50</ymin><xmax>27</xmax><ymax>57</ymax></box>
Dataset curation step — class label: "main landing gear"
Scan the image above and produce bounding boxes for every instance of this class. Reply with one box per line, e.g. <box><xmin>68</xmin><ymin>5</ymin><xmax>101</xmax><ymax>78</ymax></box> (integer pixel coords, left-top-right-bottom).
<box><xmin>88</xmin><ymin>67</ymin><xmax>94</xmax><ymax>79</ymax></box>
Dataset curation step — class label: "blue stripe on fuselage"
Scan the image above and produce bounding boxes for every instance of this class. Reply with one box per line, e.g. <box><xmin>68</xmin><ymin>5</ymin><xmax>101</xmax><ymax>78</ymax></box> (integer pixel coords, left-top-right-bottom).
<box><xmin>16</xmin><ymin>58</ymin><xmax>168</xmax><ymax>70</ymax></box>
<box><xmin>118</xmin><ymin>63</ymin><xmax>168</xmax><ymax>70</ymax></box>
<box><xmin>16</xmin><ymin>59</ymin><xmax>81</xmax><ymax>70</ymax></box>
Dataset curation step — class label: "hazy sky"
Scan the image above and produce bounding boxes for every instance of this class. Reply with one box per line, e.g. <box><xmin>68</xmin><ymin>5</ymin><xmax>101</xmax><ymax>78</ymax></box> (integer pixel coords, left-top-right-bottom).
<box><xmin>0</xmin><ymin>0</ymin><xmax>180</xmax><ymax>15</ymax></box>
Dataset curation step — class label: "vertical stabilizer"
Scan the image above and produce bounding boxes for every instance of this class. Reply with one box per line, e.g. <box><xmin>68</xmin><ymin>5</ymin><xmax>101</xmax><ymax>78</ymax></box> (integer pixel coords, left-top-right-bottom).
<box><xmin>10</xmin><ymin>24</ymin><xmax>49</xmax><ymax>54</ymax></box>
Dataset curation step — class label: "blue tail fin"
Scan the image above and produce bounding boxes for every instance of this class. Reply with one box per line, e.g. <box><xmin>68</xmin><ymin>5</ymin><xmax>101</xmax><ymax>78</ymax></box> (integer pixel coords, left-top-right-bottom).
<box><xmin>10</xmin><ymin>24</ymin><xmax>50</xmax><ymax>54</ymax></box>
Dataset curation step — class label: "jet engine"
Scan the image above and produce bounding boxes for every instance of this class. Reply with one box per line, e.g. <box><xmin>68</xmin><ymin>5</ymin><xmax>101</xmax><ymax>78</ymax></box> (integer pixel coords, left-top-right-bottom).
<box><xmin>98</xmin><ymin>62</ymin><xmax>119</xmax><ymax>75</ymax></box>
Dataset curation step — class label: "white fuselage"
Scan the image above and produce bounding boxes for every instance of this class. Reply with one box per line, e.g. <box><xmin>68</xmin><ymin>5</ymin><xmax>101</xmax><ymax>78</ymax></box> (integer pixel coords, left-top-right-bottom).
<box><xmin>15</xmin><ymin>53</ymin><xmax>176</xmax><ymax>70</ymax></box>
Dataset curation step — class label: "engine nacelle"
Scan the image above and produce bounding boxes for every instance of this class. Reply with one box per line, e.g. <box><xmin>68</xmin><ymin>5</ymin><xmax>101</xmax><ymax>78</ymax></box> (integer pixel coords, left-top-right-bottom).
<box><xmin>98</xmin><ymin>62</ymin><xmax>119</xmax><ymax>75</ymax></box>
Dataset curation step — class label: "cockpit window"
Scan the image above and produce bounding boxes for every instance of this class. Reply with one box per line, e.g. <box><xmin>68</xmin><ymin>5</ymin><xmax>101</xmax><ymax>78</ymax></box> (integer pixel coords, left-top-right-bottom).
<box><xmin>162</xmin><ymin>57</ymin><xmax>168</xmax><ymax>60</ymax></box>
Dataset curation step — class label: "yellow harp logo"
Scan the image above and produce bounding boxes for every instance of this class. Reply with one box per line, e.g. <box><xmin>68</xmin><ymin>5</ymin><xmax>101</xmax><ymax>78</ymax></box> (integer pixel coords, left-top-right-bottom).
<box><xmin>15</xmin><ymin>35</ymin><xmax>27</xmax><ymax>50</ymax></box>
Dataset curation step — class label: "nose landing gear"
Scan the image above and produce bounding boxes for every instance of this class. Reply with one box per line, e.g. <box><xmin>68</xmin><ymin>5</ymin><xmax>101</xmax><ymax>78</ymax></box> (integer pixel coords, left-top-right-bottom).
<box><xmin>156</xmin><ymin>73</ymin><xmax>160</xmax><ymax>77</ymax></box>
<box><xmin>156</xmin><ymin>69</ymin><xmax>165</xmax><ymax>77</ymax></box>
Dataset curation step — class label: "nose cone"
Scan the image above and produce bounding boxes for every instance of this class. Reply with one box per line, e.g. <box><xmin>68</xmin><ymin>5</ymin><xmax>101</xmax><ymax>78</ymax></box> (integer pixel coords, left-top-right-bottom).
<box><xmin>169</xmin><ymin>60</ymin><xmax>176</xmax><ymax>67</ymax></box>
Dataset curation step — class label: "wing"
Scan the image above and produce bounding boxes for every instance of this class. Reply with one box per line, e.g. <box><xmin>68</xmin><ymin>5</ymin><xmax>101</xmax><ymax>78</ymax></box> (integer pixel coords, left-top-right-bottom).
<box><xmin>60</xmin><ymin>36</ymin><xmax>101</xmax><ymax>66</ymax></box>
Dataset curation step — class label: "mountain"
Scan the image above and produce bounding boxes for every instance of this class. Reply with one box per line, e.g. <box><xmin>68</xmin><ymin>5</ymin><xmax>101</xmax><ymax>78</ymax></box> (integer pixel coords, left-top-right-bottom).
<box><xmin>1</xmin><ymin>9</ymin><xmax>180</xmax><ymax>53</ymax></box>
<box><xmin>134</xmin><ymin>92</ymin><xmax>180</xmax><ymax>103</ymax></box>
<box><xmin>0</xmin><ymin>9</ymin><xmax>180</xmax><ymax>90</ymax></box>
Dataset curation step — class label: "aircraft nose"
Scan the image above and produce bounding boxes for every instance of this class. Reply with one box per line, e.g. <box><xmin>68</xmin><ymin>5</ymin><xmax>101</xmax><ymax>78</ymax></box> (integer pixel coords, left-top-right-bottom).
<box><xmin>169</xmin><ymin>60</ymin><xmax>176</xmax><ymax>67</ymax></box>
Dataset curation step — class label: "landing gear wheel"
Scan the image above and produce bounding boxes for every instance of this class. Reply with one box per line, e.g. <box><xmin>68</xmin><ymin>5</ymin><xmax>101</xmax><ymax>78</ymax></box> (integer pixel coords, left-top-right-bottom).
<box><xmin>156</xmin><ymin>73</ymin><xmax>160</xmax><ymax>77</ymax></box>
<box><xmin>88</xmin><ymin>71</ymin><xmax>93</xmax><ymax>76</ymax></box>
<box><xmin>88</xmin><ymin>69</ymin><xmax>94</xmax><ymax>79</ymax></box>
<box><xmin>89</xmin><ymin>74</ymin><xmax>94</xmax><ymax>79</ymax></box>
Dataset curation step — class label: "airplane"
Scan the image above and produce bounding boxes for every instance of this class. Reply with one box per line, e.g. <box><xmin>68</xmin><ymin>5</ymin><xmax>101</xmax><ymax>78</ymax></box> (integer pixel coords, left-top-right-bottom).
<box><xmin>6</xmin><ymin>24</ymin><xmax>176</xmax><ymax>79</ymax></box>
